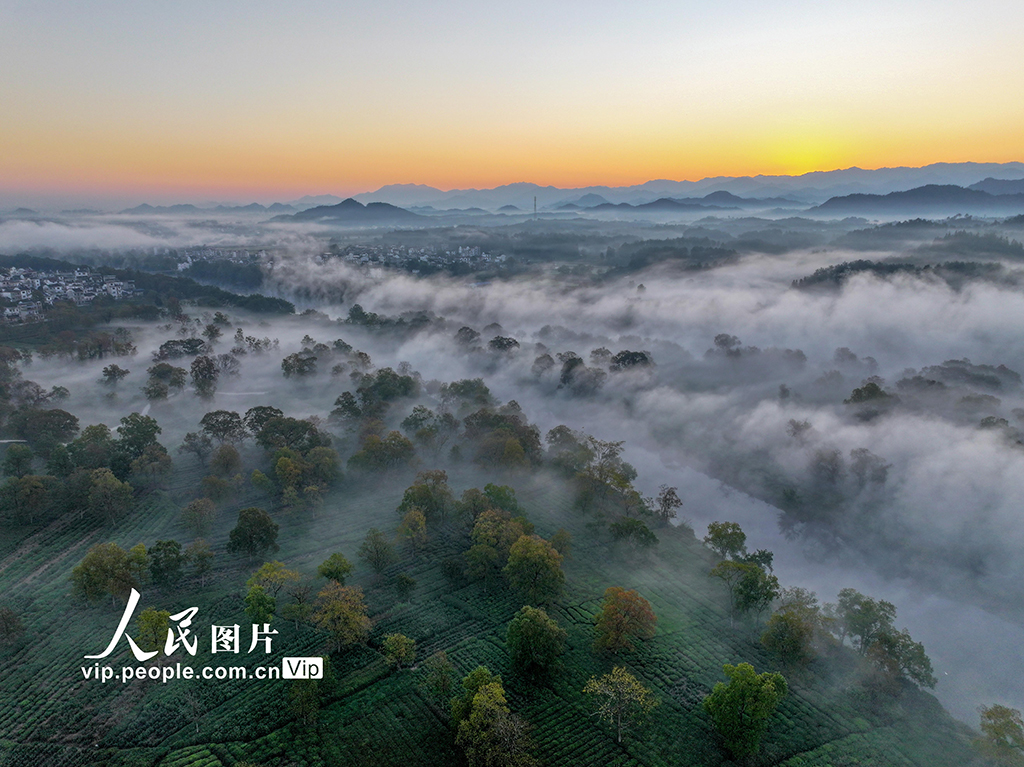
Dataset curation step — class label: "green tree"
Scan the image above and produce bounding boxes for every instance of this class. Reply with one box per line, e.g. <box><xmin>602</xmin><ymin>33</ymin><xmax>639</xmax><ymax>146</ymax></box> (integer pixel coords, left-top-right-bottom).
<box><xmin>317</xmin><ymin>552</ymin><xmax>354</xmax><ymax>584</ymax></box>
<box><xmin>704</xmin><ymin>521</ymin><xmax>747</xmax><ymax>560</ymax></box>
<box><xmin>311</xmin><ymin>582</ymin><xmax>371</xmax><ymax>651</ymax></box>
<box><xmin>116</xmin><ymin>413</ymin><xmax>162</xmax><ymax>460</ymax></box>
<box><xmin>289</xmin><ymin>677</ymin><xmax>321</xmax><ymax>728</ymax></box>
<box><xmin>703</xmin><ymin>662</ymin><xmax>788</xmax><ymax>761</ymax></box>
<box><xmin>179</xmin><ymin>430</ymin><xmax>214</xmax><ymax>465</ymax></box>
<box><xmin>149</xmin><ymin>539</ymin><xmax>185</xmax><ymax>588</ymax></box>
<box><xmin>831</xmin><ymin>588</ymin><xmax>896</xmax><ymax>654</ymax></box>
<box><xmin>420</xmin><ymin>650</ymin><xmax>455</xmax><ymax>706</ymax></box>
<box><xmin>976</xmin><ymin>704</ymin><xmax>1024</xmax><ymax>766</ymax></box>
<box><xmin>396</xmin><ymin>470</ymin><xmax>454</xmax><ymax>525</ymax></box>
<box><xmin>593</xmin><ymin>587</ymin><xmax>657</xmax><ymax>653</ymax></box>
<box><xmin>382</xmin><ymin>633</ymin><xmax>416</xmax><ymax>668</ymax></box>
<box><xmin>101</xmin><ymin>364</ymin><xmax>130</xmax><ymax>386</ymax></box>
<box><xmin>87</xmin><ymin>468</ymin><xmax>134</xmax><ymax>525</ymax></box>
<box><xmin>397</xmin><ymin>507</ymin><xmax>428</xmax><ymax>555</ymax></box>
<box><xmin>200</xmin><ymin>410</ymin><xmax>245</xmax><ymax>444</ymax></box>
<box><xmin>246</xmin><ymin>560</ymin><xmax>301</xmax><ymax>598</ymax></box>
<box><xmin>451</xmin><ymin>667</ymin><xmax>536</xmax><ymax>767</ymax></box>
<box><xmin>583</xmin><ymin>666</ymin><xmax>659</xmax><ymax>744</ymax></box>
<box><xmin>190</xmin><ymin>355</ymin><xmax>218</xmax><ymax>398</ymax></box>
<box><xmin>867</xmin><ymin>628</ymin><xmax>937</xmax><ymax>690</ymax></box>
<box><xmin>184</xmin><ymin>539</ymin><xmax>213</xmax><ymax>586</ymax></box>
<box><xmin>503</xmin><ymin>534</ymin><xmax>564</xmax><ymax>604</ymax></box>
<box><xmin>227</xmin><ymin>507</ymin><xmax>279</xmax><ymax>561</ymax></box>
<box><xmin>506</xmin><ymin>605</ymin><xmax>567</xmax><ymax>679</ymax></box>
<box><xmin>2</xmin><ymin>444</ymin><xmax>33</xmax><ymax>478</ymax></box>
<box><xmin>181</xmin><ymin>497</ymin><xmax>216</xmax><ymax>535</ymax></box>
<box><xmin>762</xmin><ymin>587</ymin><xmax>828</xmax><ymax>665</ymax></box>
<box><xmin>244</xmin><ymin>584</ymin><xmax>276</xmax><ymax>624</ymax></box>
<box><xmin>455</xmin><ymin>680</ymin><xmax>536</xmax><ymax>767</ymax></box>
<box><xmin>733</xmin><ymin>563</ymin><xmax>780</xmax><ymax>622</ymax></box>
<box><xmin>209</xmin><ymin>444</ymin><xmax>242</xmax><ymax>476</ymax></box>
<box><xmin>358</xmin><ymin>528</ymin><xmax>396</xmax><ymax>574</ymax></box>
<box><xmin>71</xmin><ymin>542</ymin><xmax>140</xmax><ymax>604</ymax></box>
<box><xmin>609</xmin><ymin>517</ymin><xmax>658</xmax><ymax>549</ymax></box>
<box><xmin>136</xmin><ymin>607</ymin><xmax>170</xmax><ymax>652</ymax></box>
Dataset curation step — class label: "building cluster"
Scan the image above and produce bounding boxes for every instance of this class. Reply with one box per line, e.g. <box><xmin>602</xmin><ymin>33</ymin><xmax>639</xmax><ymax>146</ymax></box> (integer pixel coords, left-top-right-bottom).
<box><xmin>176</xmin><ymin>248</ymin><xmax>267</xmax><ymax>270</ymax></box>
<box><xmin>321</xmin><ymin>244</ymin><xmax>508</xmax><ymax>273</ymax></box>
<box><xmin>0</xmin><ymin>266</ymin><xmax>139</xmax><ymax>322</ymax></box>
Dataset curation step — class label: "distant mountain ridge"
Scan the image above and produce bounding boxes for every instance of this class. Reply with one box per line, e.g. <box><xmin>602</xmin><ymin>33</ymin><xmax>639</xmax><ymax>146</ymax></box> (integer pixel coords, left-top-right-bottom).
<box><xmin>813</xmin><ymin>184</ymin><xmax>1024</xmax><ymax>215</ymax></box>
<box><xmin>351</xmin><ymin>162</ymin><xmax>1024</xmax><ymax>210</ymax></box>
<box><xmin>274</xmin><ymin>198</ymin><xmax>422</xmax><ymax>224</ymax></box>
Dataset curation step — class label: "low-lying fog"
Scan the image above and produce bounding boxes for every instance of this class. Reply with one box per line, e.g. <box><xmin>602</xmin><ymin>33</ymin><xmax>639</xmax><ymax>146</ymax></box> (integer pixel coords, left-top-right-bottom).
<box><xmin>9</xmin><ymin>211</ymin><xmax>1024</xmax><ymax>723</ymax></box>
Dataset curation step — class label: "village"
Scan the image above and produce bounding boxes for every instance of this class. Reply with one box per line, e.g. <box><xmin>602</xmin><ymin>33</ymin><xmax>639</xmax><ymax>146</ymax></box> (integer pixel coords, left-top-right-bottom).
<box><xmin>0</xmin><ymin>265</ymin><xmax>139</xmax><ymax>322</ymax></box>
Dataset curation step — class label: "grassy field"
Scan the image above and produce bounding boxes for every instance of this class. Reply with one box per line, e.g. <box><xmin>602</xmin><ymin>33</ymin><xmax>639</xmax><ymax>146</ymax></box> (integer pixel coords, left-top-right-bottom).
<box><xmin>0</xmin><ymin>459</ymin><xmax>980</xmax><ymax>767</ymax></box>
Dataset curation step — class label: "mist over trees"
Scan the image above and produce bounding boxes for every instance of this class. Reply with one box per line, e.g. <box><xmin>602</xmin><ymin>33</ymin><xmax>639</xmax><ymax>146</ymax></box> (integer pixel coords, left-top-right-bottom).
<box><xmin>2</xmin><ymin>203</ymin><xmax>1023</xmax><ymax>764</ymax></box>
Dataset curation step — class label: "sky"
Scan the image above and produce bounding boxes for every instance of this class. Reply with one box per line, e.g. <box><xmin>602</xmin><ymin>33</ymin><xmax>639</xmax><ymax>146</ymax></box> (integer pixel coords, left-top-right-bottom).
<box><xmin>1</xmin><ymin>0</ymin><xmax>1023</xmax><ymax>206</ymax></box>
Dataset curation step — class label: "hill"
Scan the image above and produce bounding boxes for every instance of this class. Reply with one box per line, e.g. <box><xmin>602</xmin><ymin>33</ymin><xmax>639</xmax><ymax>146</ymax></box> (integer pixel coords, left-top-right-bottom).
<box><xmin>812</xmin><ymin>185</ymin><xmax>1024</xmax><ymax>216</ymax></box>
<box><xmin>278</xmin><ymin>199</ymin><xmax>422</xmax><ymax>225</ymax></box>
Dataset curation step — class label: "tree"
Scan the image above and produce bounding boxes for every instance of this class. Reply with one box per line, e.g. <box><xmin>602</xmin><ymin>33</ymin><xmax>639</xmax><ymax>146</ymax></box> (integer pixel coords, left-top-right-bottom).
<box><xmin>311</xmin><ymin>582</ymin><xmax>371</xmax><ymax>650</ymax></box>
<box><xmin>179</xmin><ymin>431</ymin><xmax>214</xmax><ymax>465</ymax></box>
<box><xmin>867</xmin><ymin>628</ymin><xmax>936</xmax><ymax>691</ymax></box>
<box><xmin>71</xmin><ymin>542</ymin><xmax>141</xmax><ymax>604</ymax></box>
<box><xmin>503</xmin><ymin>535</ymin><xmax>564</xmax><ymax>604</ymax></box>
<box><xmin>185</xmin><ymin>539</ymin><xmax>213</xmax><ymax>586</ymax></box>
<box><xmin>710</xmin><ymin>560</ymin><xmax>755</xmax><ymax>627</ymax></box>
<box><xmin>358</xmin><ymin>528</ymin><xmax>396</xmax><ymax>574</ymax></box>
<box><xmin>282</xmin><ymin>352</ymin><xmax>318</xmax><ymax>377</ymax></box>
<box><xmin>200</xmin><ymin>410</ymin><xmax>246</xmax><ymax>444</ymax></box>
<box><xmin>762</xmin><ymin>593</ymin><xmax>820</xmax><ymax>666</ymax></box>
<box><xmin>290</xmin><ymin>677</ymin><xmax>321</xmax><ymax>728</ymax></box>
<box><xmin>317</xmin><ymin>552</ymin><xmax>353</xmax><ymax>584</ymax></box>
<box><xmin>244</xmin><ymin>584</ymin><xmax>276</xmax><ymax>624</ymax></box>
<box><xmin>609</xmin><ymin>517</ymin><xmax>658</xmax><ymax>549</ymax></box>
<box><xmin>227</xmin><ymin>507</ymin><xmax>279</xmax><ymax>561</ymax></box>
<box><xmin>2</xmin><ymin>445</ymin><xmax>33</xmax><ymax>478</ymax></box>
<box><xmin>149</xmin><ymin>539</ymin><xmax>185</xmax><ymax>588</ymax></box>
<box><xmin>246</xmin><ymin>560</ymin><xmax>301</xmax><ymax>598</ymax></box>
<box><xmin>243</xmin><ymin>405</ymin><xmax>284</xmax><ymax>436</ymax></box>
<box><xmin>733</xmin><ymin>563</ymin><xmax>780</xmax><ymax>622</ymax></box>
<box><xmin>397</xmin><ymin>507</ymin><xmax>428</xmax><ymax>555</ymax></box>
<box><xmin>506</xmin><ymin>605</ymin><xmax>566</xmax><ymax>679</ymax></box>
<box><xmin>831</xmin><ymin>588</ymin><xmax>896</xmax><ymax>654</ymax></box>
<box><xmin>396</xmin><ymin>470</ymin><xmax>453</xmax><ymax>525</ymax></box>
<box><xmin>976</xmin><ymin>704</ymin><xmax>1024</xmax><ymax>765</ymax></box>
<box><xmin>255</xmin><ymin>416</ymin><xmax>330</xmax><ymax>453</ymax></box>
<box><xmin>129</xmin><ymin>444</ymin><xmax>173</xmax><ymax>489</ymax></box>
<box><xmin>703</xmin><ymin>662</ymin><xmax>788</xmax><ymax>761</ymax></box>
<box><xmin>651</xmin><ymin>484</ymin><xmax>682</xmax><ymax>526</ymax></box>
<box><xmin>452</xmin><ymin>668</ymin><xmax>536</xmax><ymax>767</ymax></box>
<box><xmin>421</xmin><ymin>651</ymin><xmax>455</xmax><ymax>706</ymax></box>
<box><xmin>550</xmin><ymin>529</ymin><xmax>572</xmax><ymax>558</ymax></box>
<box><xmin>190</xmin><ymin>355</ymin><xmax>218</xmax><ymax>398</ymax></box>
<box><xmin>87</xmin><ymin>468</ymin><xmax>134</xmax><ymax>525</ymax></box>
<box><xmin>382</xmin><ymin>633</ymin><xmax>416</xmax><ymax>668</ymax></box>
<box><xmin>348</xmin><ymin>431</ymin><xmax>415</xmax><ymax>471</ymax></box>
<box><xmin>583</xmin><ymin>667</ymin><xmax>659</xmax><ymax>743</ymax></box>
<box><xmin>136</xmin><ymin>607</ymin><xmax>170</xmax><ymax>652</ymax></box>
<box><xmin>116</xmin><ymin>413</ymin><xmax>162</xmax><ymax>461</ymax></box>
<box><xmin>181</xmin><ymin>497</ymin><xmax>216</xmax><ymax>535</ymax></box>
<box><xmin>704</xmin><ymin>521</ymin><xmax>747</xmax><ymax>560</ymax></box>
<box><xmin>209</xmin><ymin>444</ymin><xmax>241</xmax><ymax>476</ymax></box>
<box><xmin>9</xmin><ymin>407</ymin><xmax>79</xmax><ymax>455</ymax></box>
<box><xmin>101</xmin><ymin>364</ymin><xmax>130</xmax><ymax>386</ymax></box>
<box><xmin>593</xmin><ymin>587</ymin><xmax>657</xmax><ymax>653</ymax></box>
